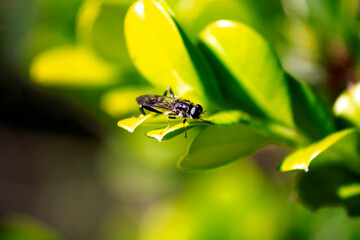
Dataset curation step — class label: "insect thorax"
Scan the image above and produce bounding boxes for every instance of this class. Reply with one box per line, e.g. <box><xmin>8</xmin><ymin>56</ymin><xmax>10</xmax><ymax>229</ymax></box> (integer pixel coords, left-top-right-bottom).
<box><xmin>174</xmin><ymin>100</ymin><xmax>194</xmax><ymax>118</ymax></box>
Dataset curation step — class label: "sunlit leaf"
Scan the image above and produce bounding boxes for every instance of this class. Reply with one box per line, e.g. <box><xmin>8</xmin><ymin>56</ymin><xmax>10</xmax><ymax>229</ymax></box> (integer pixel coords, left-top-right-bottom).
<box><xmin>279</xmin><ymin>128</ymin><xmax>360</xmax><ymax>172</ymax></box>
<box><xmin>100</xmin><ymin>86</ymin><xmax>155</xmax><ymax>117</ymax></box>
<box><xmin>124</xmin><ymin>0</ymin><xmax>224</xmax><ymax>110</ymax></box>
<box><xmin>30</xmin><ymin>46</ymin><xmax>118</xmax><ymax>87</ymax></box>
<box><xmin>118</xmin><ymin>108</ymin><xmax>306</xmax><ymax>149</ymax></box>
<box><xmin>146</xmin><ymin>122</ymin><xmax>206</xmax><ymax>142</ymax></box>
<box><xmin>334</xmin><ymin>83</ymin><xmax>360</xmax><ymax>129</ymax></box>
<box><xmin>117</xmin><ymin>113</ymin><xmax>155</xmax><ymax>132</ymax></box>
<box><xmin>199</xmin><ymin>20</ymin><xmax>334</xmax><ymax>141</ymax></box>
<box><xmin>178</xmin><ymin>124</ymin><xmax>270</xmax><ymax>172</ymax></box>
<box><xmin>281</xmin><ymin>127</ymin><xmax>360</xmax><ymax>215</ymax></box>
<box><xmin>199</xmin><ymin>20</ymin><xmax>294</xmax><ymax>127</ymax></box>
<box><xmin>145</xmin><ymin>110</ymin><xmax>250</xmax><ymax>142</ymax></box>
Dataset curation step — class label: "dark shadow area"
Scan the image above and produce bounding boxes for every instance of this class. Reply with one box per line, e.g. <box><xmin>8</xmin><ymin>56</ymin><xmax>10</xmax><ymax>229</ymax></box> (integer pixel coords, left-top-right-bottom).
<box><xmin>0</xmin><ymin>68</ymin><xmax>104</xmax><ymax>139</ymax></box>
<box><xmin>297</xmin><ymin>165</ymin><xmax>360</xmax><ymax>216</ymax></box>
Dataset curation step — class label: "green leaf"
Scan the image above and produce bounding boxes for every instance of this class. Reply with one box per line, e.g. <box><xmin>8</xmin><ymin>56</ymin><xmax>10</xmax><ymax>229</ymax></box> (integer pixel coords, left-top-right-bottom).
<box><xmin>279</xmin><ymin>128</ymin><xmax>360</xmax><ymax>172</ymax></box>
<box><xmin>203</xmin><ymin>110</ymin><xmax>249</xmax><ymax>126</ymax></box>
<box><xmin>178</xmin><ymin>123</ymin><xmax>270</xmax><ymax>172</ymax></box>
<box><xmin>124</xmin><ymin>0</ymin><xmax>224</xmax><ymax>111</ymax></box>
<box><xmin>117</xmin><ymin>113</ymin><xmax>156</xmax><ymax>132</ymax></box>
<box><xmin>118</xmin><ymin>108</ymin><xmax>307</xmax><ymax>148</ymax></box>
<box><xmin>204</xmin><ymin>110</ymin><xmax>305</xmax><ymax>148</ymax></box>
<box><xmin>146</xmin><ymin>122</ymin><xmax>206</xmax><ymax>142</ymax></box>
<box><xmin>199</xmin><ymin>20</ymin><xmax>293</xmax><ymax>127</ymax></box>
<box><xmin>199</xmin><ymin>20</ymin><xmax>334</xmax><ymax>140</ymax></box>
<box><xmin>145</xmin><ymin>110</ymin><xmax>251</xmax><ymax>142</ymax></box>
<box><xmin>334</xmin><ymin>83</ymin><xmax>360</xmax><ymax>130</ymax></box>
<box><xmin>286</xmin><ymin>74</ymin><xmax>335</xmax><ymax>140</ymax></box>
<box><xmin>100</xmin><ymin>86</ymin><xmax>155</xmax><ymax>118</ymax></box>
<box><xmin>30</xmin><ymin>46</ymin><xmax>118</xmax><ymax>87</ymax></box>
<box><xmin>280</xmin><ymin>126</ymin><xmax>360</xmax><ymax>215</ymax></box>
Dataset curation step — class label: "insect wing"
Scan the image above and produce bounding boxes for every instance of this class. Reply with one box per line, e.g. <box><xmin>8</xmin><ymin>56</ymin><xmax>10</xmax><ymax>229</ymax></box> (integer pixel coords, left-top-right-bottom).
<box><xmin>136</xmin><ymin>95</ymin><xmax>177</xmax><ymax>115</ymax></box>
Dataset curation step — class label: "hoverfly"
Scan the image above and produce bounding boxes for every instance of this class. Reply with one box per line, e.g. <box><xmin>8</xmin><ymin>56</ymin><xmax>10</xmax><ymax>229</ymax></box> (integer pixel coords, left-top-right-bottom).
<box><xmin>136</xmin><ymin>87</ymin><xmax>210</xmax><ymax>138</ymax></box>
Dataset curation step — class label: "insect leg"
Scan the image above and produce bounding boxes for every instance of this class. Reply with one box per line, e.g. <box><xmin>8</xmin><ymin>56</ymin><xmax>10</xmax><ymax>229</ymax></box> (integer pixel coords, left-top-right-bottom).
<box><xmin>183</xmin><ymin>119</ymin><xmax>187</xmax><ymax>138</ymax></box>
<box><xmin>160</xmin><ymin>116</ymin><xmax>171</xmax><ymax>134</ymax></box>
<box><xmin>169</xmin><ymin>88</ymin><xmax>174</xmax><ymax>98</ymax></box>
<box><xmin>139</xmin><ymin>105</ymin><xmax>146</xmax><ymax>116</ymax></box>
<box><xmin>163</xmin><ymin>87</ymin><xmax>174</xmax><ymax>98</ymax></box>
<box><xmin>167</xmin><ymin>116</ymin><xmax>171</xmax><ymax>127</ymax></box>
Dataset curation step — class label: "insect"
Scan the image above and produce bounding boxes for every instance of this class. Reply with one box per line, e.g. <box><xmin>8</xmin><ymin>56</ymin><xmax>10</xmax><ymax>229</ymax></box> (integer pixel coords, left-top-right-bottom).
<box><xmin>136</xmin><ymin>87</ymin><xmax>210</xmax><ymax>138</ymax></box>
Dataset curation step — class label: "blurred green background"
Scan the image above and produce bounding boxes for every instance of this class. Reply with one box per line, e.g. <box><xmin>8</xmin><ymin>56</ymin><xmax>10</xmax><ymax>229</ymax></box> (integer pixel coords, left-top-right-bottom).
<box><xmin>1</xmin><ymin>0</ymin><xmax>360</xmax><ymax>239</ymax></box>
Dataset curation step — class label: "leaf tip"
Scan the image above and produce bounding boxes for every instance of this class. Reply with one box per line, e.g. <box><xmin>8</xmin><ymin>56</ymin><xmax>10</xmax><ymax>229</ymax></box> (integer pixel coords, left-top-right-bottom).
<box><xmin>117</xmin><ymin>113</ymin><xmax>155</xmax><ymax>133</ymax></box>
<box><xmin>146</xmin><ymin>131</ymin><xmax>163</xmax><ymax>142</ymax></box>
<box><xmin>117</xmin><ymin>120</ymin><xmax>135</xmax><ymax>132</ymax></box>
<box><xmin>279</xmin><ymin>159</ymin><xmax>310</xmax><ymax>172</ymax></box>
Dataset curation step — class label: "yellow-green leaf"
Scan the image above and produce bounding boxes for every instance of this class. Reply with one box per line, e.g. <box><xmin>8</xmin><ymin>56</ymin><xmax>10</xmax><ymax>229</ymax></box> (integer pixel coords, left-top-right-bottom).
<box><xmin>199</xmin><ymin>20</ymin><xmax>333</xmax><ymax>140</ymax></box>
<box><xmin>279</xmin><ymin>128</ymin><xmax>360</xmax><ymax>172</ymax></box>
<box><xmin>100</xmin><ymin>86</ymin><xmax>155</xmax><ymax>117</ymax></box>
<box><xmin>199</xmin><ymin>20</ymin><xmax>293</xmax><ymax>127</ymax></box>
<box><xmin>124</xmin><ymin>0</ymin><xmax>224</xmax><ymax>110</ymax></box>
<box><xmin>117</xmin><ymin>113</ymin><xmax>155</xmax><ymax>132</ymax></box>
<box><xmin>144</xmin><ymin>110</ymin><xmax>250</xmax><ymax>142</ymax></box>
<box><xmin>146</xmin><ymin>121</ymin><xmax>207</xmax><ymax>142</ymax></box>
<box><xmin>30</xmin><ymin>46</ymin><xmax>118</xmax><ymax>87</ymax></box>
<box><xmin>334</xmin><ymin>83</ymin><xmax>360</xmax><ymax>129</ymax></box>
<box><xmin>178</xmin><ymin>123</ymin><xmax>270</xmax><ymax>172</ymax></box>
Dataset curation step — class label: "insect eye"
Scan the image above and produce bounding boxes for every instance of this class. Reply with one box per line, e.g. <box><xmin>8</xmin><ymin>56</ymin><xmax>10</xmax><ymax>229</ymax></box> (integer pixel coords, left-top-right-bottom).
<box><xmin>190</xmin><ymin>104</ymin><xmax>203</xmax><ymax>119</ymax></box>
